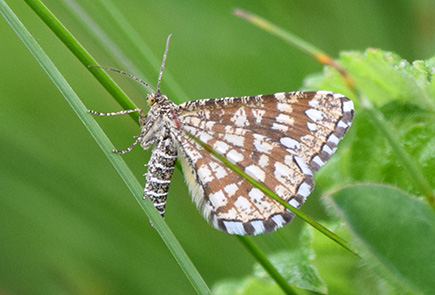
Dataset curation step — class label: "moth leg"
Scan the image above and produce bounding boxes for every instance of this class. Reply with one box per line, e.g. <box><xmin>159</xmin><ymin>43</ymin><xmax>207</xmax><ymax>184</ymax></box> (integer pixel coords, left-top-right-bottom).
<box><xmin>88</xmin><ymin>108</ymin><xmax>144</xmax><ymax>154</ymax></box>
<box><xmin>87</xmin><ymin>108</ymin><xmax>141</xmax><ymax>116</ymax></box>
<box><xmin>113</xmin><ymin>136</ymin><xmax>142</xmax><ymax>154</ymax></box>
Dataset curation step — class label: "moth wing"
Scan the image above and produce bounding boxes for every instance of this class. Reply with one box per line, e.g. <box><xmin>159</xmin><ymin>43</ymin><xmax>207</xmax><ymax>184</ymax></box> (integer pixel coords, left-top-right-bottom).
<box><xmin>173</xmin><ymin>91</ymin><xmax>353</xmax><ymax>235</ymax></box>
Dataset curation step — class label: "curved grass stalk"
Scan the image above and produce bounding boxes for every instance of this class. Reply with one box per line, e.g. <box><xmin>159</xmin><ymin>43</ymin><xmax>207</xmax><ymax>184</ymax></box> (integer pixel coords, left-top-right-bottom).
<box><xmin>0</xmin><ymin>1</ymin><xmax>211</xmax><ymax>293</ymax></box>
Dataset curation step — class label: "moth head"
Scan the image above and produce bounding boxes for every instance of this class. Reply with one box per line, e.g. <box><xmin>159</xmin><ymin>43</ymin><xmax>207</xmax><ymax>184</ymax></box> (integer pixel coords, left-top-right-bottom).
<box><xmin>147</xmin><ymin>94</ymin><xmax>156</xmax><ymax>106</ymax></box>
<box><xmin>146</xmin><ymin>93</ymin><xmax>168</xmax><ymax>107</ymax></box>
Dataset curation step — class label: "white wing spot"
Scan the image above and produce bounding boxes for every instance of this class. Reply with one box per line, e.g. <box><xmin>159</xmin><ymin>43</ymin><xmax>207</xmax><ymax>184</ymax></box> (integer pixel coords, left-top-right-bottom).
<box><xmin>252</xmin><ymin>109</ymin><xmax>266</xmax><ymax>124</ymax></box>
<box><xmin>224</xmin><ymin>208</ymin><xmax>238</xmax><ymax>219</ymax></box>
<box><xmin>198</xmin><ymin>165</ymin><xmax>214</xmax><ymax>183</ymax></box>
<box><xmin>308</xmin><ymin>98</ymin><xmax>320</xmax><ymax>107</ymax></box>
<box><xmin>214</xmin><ymin>140</ymin><xmax>230</xmax><ymax>153</ymax></box>
<box><xmin>274</xmin><ymin>162</ymin><xmax>293</xmax><ymax>184</ymax></box>
<box><xmin>297</xmin><ymin>182</ymin><xmax>312</xmax><ymax>199</ymax></box>
<box><xmin>276</xmin><ymin>113</ymin><xmax>293</xmax><ymax>125</ymax></box>
<box><xmin>205</xmin><ymin>121</ymin><xmax>215</xmax><ymax>130</ymax></box>
<box><xmin>248</xmin><ymin>188</ymin><xmax>264</xmax><ymax>202</ymax></box>
<box><xmin>253</xmin><ymin>138</ymin><xmax>273</xmax><ymax>153</ymax></box>
<box><xmin>277</xmin><ymin>103</ymin><xmax>293</xmax><ymax>113</ymax></box>
<box><xmin>274</xmin><ymin>92</ymin><xmax>286</xmax><ymax>100</ymax></box>
<box><xmin>307</xmin><ymin>122</ymin><xmax>318</xmax><ymax>132</ymax></box>
<box><xmin>235</xmin><ymin>196</ymin><xmax>254</xmax><ymax>212</ymax></box>
<box><xmin>271</xmin><ymin>215</ymin><xmax>285</xmax><ymax>227</ymax></box>
<box><xmin>305</xmin><ymin>108</ymin><xmax>325</xmax><ymax>122</ymax></box>
<box><xmin>223</xmin><ymin>221</ymin><xmax>246</xmax><ymax>235</ymax></box>
<box><xmin>251</xmin><ymin>220</ymin><xmax>266</xmax><ymax>235</ymax></box>
<box><xmin>224</xmin><ymin>183</ymin><xmax>238</xmax><ymax>197</ymax></box>
<box><xmin>258</xmin><ymin>155</ymin><xmax>269</xmax><ymax>168</ymax></box>
<box><xmin>328</xmin><ymin>134</ymin><xmax>340</xmax><ymax>145</ymax></box>
<box><xmin>275</xmin><ymin>185</ymin><xmax>289</xmax><ymax>197</ymax></box>
<box><xmin>209</xmin><ymin>189</ymin><xmax>227</xmax><ymax>208</ymax></box>
<box><xmin>188</xmin><ymin>117</ymin><xmax>201</xmax><ymax>127</ymax></box>
<box><xmin>227</xmin><ymin>149</ymin><xmax>244</xmax><ymax>163</ymax></box>
<box><xmin>185</xmin><ymin>147</ymin><xmax>202</xmax><ymax>162</ymax></box>
<box><xmin>224</xmin><ymin>133</ymin><xmax>245</xmax><ymax>147</ymax></box>
<box><xmin>272</xmin><ymin>123</ymin><xmax>289</xmax><ymax>132</ymax></box>
<box><xmin>230</xmin><ymin>107</ymin><xmax>249</xmax><ymax>127</ymax></box>
<box><xmin>245</xmin><ymin>165</ymin><xmax>266</xmax><ymax>182</ymax></box>
<box><xmin>199</xmin><ymin>131</ymin><xmax>213</xmax><ymax>143</ymax></box>
<box><xmin>209</xmin><ymin>161</ymin><xmax>228</xmax><ymax>179</ymax></box>
<box><xmin>343</xmin><ymin>99</ymin><xmax>354</xmax><ymax>112</ymax></box>
<box><xmin>280</xmin><ymin>137</ymin><xmax>300</xmax><ymax>150</ymax></box>
<box><xmin>294</xmin><ymin>156</ymin><xmax>312</xmax><ymax>175</ymax></box>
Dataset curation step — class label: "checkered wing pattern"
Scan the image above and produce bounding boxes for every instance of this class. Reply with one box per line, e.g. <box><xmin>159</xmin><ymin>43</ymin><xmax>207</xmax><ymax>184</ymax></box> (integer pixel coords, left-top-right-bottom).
<box><xmin>173</xmin><ymin>91</ymin><xmax>353</xmax><ymax>235</ymax></box>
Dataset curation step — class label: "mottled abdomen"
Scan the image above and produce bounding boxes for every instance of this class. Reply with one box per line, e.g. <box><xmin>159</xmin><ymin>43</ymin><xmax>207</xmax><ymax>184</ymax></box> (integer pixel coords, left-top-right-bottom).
<box><xmin>144</xmin><ymin>132</ymin><xmax>178</xmax><ymax>217</ymax></box>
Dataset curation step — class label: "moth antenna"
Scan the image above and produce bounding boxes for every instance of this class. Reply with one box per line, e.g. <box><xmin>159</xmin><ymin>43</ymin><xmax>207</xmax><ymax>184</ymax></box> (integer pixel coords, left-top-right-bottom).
<box><xmin>156</xmin><ymin>34</ymin><xmax>172</xmax><ymax>94</ymax></box>
<box><xmin>88</xmin><ymin>65</ymin><xmax>156</xmax><ymax>94</ymax></box>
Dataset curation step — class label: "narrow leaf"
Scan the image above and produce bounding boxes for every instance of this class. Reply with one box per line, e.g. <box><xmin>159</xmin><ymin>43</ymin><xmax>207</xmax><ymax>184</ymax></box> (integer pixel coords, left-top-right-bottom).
<box><xmin>0</xmin><ymin>2</ymin><xmax>210</xmax><ymax>294</ymax></box>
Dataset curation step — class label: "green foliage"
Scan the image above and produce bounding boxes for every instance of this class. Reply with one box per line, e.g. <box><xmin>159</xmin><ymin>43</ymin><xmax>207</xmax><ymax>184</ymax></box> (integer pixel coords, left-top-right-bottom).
<box><xmin>215</xmin><ymin>48</ymin><xmax>435</xmax><ymax>294</ymax></box>
<box><xmin>312</xmin><ymin>50</ymin><xmax>435</xmax><ymax>197</ymax></box>
<box><xmin>1</xmin><ymin>0</ymin><xmax>435</xmax><ymax>294</ymax></box>
<box><xmin>307</xmin><ymin>50</ymin><xmax>435</xmax><ymax>294</ymax></box>
<box><xmin>331</xmin><ymin>185</ymin><xmax>435</xmax><ymax>294</ymax></box>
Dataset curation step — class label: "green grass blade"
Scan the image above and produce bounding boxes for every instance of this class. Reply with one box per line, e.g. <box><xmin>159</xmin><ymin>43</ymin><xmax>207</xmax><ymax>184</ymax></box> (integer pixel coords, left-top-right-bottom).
<box><xmin>0</xmin><ymin>1</ymin><xmax>211</xmax><ymax>294</ymax></box>
<box><xmin>24</xmin><ymin>0</ymin><xmax>140</xmax><ymax>122</ymax></box>
<box><xmin>237</xmin><ymin>236</ymin><xmax>298</xmax><ymax>295</ymax></box>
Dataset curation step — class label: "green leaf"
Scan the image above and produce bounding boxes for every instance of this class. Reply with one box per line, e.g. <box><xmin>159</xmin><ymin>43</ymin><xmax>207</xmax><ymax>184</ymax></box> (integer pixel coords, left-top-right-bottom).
<box><xmin>330</xmin><ymin>184</ymin><xmax>435</xmax><ymax>294</ymax></box>
<box><xmin>315</xmin><ymin>49</ymin><xmax>435</xmax><ymax>111</ymax></box>
<box><xmin>308</xmin><ymin>50</ymin><xmax>435</xmax><ymax>201</ymax></box>
<box><xmin>310</xmin><ymin>220</ymin><xmax>397</xmax><ymax>295</ymax></box>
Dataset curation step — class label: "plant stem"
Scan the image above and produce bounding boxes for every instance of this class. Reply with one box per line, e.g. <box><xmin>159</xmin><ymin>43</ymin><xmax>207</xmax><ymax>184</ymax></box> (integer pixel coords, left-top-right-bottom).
<box><xmin>237</xmin><ymin>236</ymin><xmax>298</xmax><ymax>295</ymax></box>
<box><xmin>24</xmin><ymin>0</ymin><xmax>139</xmax><ymax>122</ymax></box>
<box><xmin>2</xmin><ymin>1</ymin><xmax>211</xmax><ymax>293</ymax></box>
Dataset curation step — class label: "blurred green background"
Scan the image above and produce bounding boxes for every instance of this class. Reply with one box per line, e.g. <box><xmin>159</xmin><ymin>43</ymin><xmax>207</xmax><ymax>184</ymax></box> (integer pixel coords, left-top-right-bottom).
<box><xmin>1</xmin><ymin>0</ymin><xmax>434</xmax><ymax>294</ymax></box>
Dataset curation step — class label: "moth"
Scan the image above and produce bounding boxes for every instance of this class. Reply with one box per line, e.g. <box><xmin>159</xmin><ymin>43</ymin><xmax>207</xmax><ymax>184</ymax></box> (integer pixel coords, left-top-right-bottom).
<box><xmin>89</xmin><ymin>35</ymin><xmax>354</xmax><ymax>235</ymax></box>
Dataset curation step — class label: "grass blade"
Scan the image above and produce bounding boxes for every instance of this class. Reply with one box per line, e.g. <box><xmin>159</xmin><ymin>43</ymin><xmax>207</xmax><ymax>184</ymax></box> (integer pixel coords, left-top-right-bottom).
<box><xmin>0</xmin><ymin>1</ymin><xmax>211</xmax><ymax>294</ymax></box>
<box><xmin>237</xmin><ymin>236</ymin><xmax>298</xmax><ymax>295</ymax></box>
<box><xmin>24</xmin><ymin>0</ymin><xmax>140</xmax><ymax>122</ymax></box>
